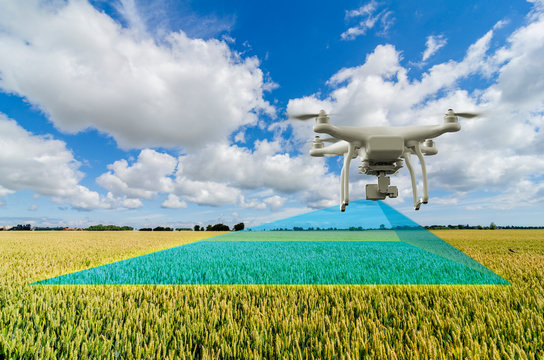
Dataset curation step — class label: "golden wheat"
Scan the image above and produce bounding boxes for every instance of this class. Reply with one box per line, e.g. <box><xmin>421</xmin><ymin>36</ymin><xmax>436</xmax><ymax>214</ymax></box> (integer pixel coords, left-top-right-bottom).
<box><xmin>0</xmin><ymin>230</ymin><xmax>542</xmax><ymax>359</ymax></box>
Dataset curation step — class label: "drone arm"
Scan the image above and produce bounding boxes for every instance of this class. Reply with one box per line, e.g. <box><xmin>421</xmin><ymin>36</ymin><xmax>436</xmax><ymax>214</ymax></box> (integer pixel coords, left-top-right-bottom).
<box><xmin>403</xmin><ymin>123</ymin><xmax>461</xmax><ymax>142</ymax></box>
<box><xmin>310</xmin><ymin>141</ymin><xmax>350</xmax><ymax>157</ymax></box>
<box><xmin>413</xmin><ymin>143</ymin><xmax>429</xmax><ymax>204</ymax></box>
<box><xmin>314</xmin><ymin>124</ymin><xmax>368</xmax><ymax>147</ymax></box>
<box><xmin>403</xmin><ymin>151</ymin><xmax>421</xmax><ymax>210</ymax></box>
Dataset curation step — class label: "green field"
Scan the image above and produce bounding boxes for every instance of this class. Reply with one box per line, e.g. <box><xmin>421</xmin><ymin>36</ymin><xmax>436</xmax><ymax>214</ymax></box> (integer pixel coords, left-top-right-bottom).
<box><xmin>1</xmin><ymin>230</ymin><xmax>543</xmax><ymax>358</ymax></box>
<box><xmin>211</xmin><ymin>230</ymin><xmax>400</xmax><ymax>241</ymax></box>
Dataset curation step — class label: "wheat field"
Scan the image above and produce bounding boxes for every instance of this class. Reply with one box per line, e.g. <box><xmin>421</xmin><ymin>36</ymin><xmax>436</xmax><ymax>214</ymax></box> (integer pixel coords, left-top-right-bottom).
<box><xmin>1</xmin><ymin>230</ymin><xmax>543</xmax><ymax>359</ymax></box>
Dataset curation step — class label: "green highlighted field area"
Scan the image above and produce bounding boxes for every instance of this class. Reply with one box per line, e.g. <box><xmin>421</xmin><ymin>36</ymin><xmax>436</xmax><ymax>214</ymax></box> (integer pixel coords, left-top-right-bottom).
<box><xmin>34</xmin><ymin>200</ymin><xmax>509</xmax><ymax>285</ymax></box>
<box><xmin>36</xmin><ymin>231</ymin><xmax>507</xmax><ymax>285</ymax></box>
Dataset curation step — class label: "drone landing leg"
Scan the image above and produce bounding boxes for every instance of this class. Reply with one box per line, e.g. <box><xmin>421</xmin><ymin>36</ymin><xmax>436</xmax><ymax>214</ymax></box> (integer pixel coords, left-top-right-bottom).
<box><xmin>413</xmin><ymin>144</ymin><xmax>429</xmax><ymax>204</ymax></box>
<box><xmin>340</xmin><ymin>161</ymin><xmax>346</xmax><ymax>212</ymax></box>
<box><xmin>403</xmin><ymin>153</ymin><xmax>421</xmax><ymax>210</ymax></box>
<box><xmin>341</xmin><ymin>144</ymin><xmax>355</xmax><ymax>212</ymax></box>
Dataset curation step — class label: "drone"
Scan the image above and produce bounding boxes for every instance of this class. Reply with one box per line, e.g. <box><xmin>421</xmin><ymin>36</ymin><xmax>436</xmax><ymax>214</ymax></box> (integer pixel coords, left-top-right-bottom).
<box><xmin>291</xmin><ymin>109</ymin><xmax>478</xmax><ymax>211</ymax></box>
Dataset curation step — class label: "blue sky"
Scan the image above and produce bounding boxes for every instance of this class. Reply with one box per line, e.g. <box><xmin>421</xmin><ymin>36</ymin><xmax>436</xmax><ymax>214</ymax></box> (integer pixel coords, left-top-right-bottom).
<box><xmin>1</xmin><ymin>0</ymin><xmax>543</xmax><ymax>228</ymax></box>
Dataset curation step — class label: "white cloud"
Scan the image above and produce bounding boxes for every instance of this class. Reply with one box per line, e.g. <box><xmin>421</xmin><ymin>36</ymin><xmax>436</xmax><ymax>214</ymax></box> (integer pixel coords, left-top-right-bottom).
<box><xmin>161</xmin><ymin>194</ymin><xmax>187</xmax><ymax>209</ymax></box>
<box><xmin>0</xmin><ymin>0</ymin><xmax>275</xmax><ymax>149</ymax></box>
<box><xmin>422</xmin><ymin>34</ymin><xmax>447</xmax><ymax>61</ymax></box>
<box><xmin>263</xmin><ymin>195</ymin><xmax>287</xmax><ymax>211</ymax></box>
<box><xmin>115</xmin><ymin>0</ymin><xmax>148</xmax><ymax>36</ymax></box>
<box><xmin>234</xmin><ymin>130</ymin><xmax>246</xmax><ymax>143</ymax></box>
<box><xmin>95</xmin><ymin>140</ymin><xmax>341</xmax><ymax>210</ymax></box>
<box><xmin>0</xmin><ymin>113</ymin><xmax>107</xmax><ymax>209</ymax></box>
<box><xmin>489</xmin><ymin>179</ymin><xmax>544</xmax><ymax>209</ymax></box>
<box><xmin>121</xmin><ymin>197</ymin><xmax>143</xmax><ymax>209</ymax></box>
<box><xmin>240</xmin><ymin>194</ymin><xmax>288</xmax><ymax>211</ymax></box>
<box><xmin>97</xmin><ymin>149</ymin><xmax>177</xmax><ymax>200</ymax></box>
<box><xmin>173</xmin><ymin>178</ymin><xmax>242</xmax><ymax>206</ymax></box>
<box><xmin>240</xmin><ymin>196</ymin><xmax>267</xmax><ymax>210</ymax></box>
<box><xmin>179</xmin><ymin>141</ymin><xmax>331</xmax><ymax>193</ymax></box>
<box><xmin>341</xmin><ymin>1</ymin><xmax>395</xmax><ymax>40</ymax></box>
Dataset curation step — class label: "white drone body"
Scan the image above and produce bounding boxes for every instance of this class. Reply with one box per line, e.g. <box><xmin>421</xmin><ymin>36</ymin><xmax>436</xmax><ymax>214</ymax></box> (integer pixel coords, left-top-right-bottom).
<box><xmin>293</xmin><ymin>109</ymin><xmax>477</xmax><ymax>211</ymax></box>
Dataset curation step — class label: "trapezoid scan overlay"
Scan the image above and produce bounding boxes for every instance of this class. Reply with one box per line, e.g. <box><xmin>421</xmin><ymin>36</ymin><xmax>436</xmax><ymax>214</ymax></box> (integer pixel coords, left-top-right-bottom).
<box><xmin>34</xmin><ymin>200</ymin><xmax>509</xmax><ymax>285</ymax></box>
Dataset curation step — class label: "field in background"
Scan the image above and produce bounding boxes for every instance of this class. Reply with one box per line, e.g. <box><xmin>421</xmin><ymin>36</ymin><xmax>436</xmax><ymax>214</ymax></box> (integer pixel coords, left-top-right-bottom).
<box><xmin>1</xmin><ymin>230</ymin><xmax>543</xmax><ymax>358</ymax></box>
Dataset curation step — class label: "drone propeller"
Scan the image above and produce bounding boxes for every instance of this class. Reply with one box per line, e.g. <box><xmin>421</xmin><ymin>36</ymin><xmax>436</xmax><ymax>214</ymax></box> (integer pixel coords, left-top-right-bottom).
<box><xmin>454</xmin><ymin>112</ymin><xmax>480</xmax><ymax>119</ymax></box>
<box><xmin>291</xmin><ymin>113</ymin><xmax>321</xmax><ymax>121</ymax></box>
<box><xmin>289</xmin><ymin>110</ymin><xmax>336</xmax><ymax>121</ymax></box>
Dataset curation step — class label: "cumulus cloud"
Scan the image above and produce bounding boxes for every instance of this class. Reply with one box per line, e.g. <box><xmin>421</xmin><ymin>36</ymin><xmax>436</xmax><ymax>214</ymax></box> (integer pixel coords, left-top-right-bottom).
<box><xmin>97</xmin><ymin>149</ymin><xmax>177</xmax><ymax>200</ymax></box>
<box><xmin>179</xmin><ymin>140</ymin><xmax>331</xmax><ymax>193</ymax></box>
<box><xmin>263</xmin><ymin>195</ymin><xmax>288</xmax><ymax>211</ymax></box>
<box><xmin>0</xmin><ymin>0</ymin><xmax>274</xmax><ymax>149</ymax></box>
<box><xmin>161</xmin><ymin>194</ymin><xmax>187</xmax><ymax>209</ymax></box>
<box><xmin>341</xmin><ymin>1</ymin><xmax>395</xmax><ymax>40</ymax></box>
<box><xmin>240</xmin><ymin>195</ymin><xmax>288</xmax><ymax>211</ymax></box>
<box><xmin>0</xmin><ymin>113</ymin><xmax>108</xmax><ymax>209</ymax></box>
<box><xmin>96</xmin><ymin>142</ymin><xmax>340</xmax><ymax>210</ymax></box>
<box><xmin>173</xmin><ymin>178</ymin><xmax>242</xmax><ymax>207</ymax></box>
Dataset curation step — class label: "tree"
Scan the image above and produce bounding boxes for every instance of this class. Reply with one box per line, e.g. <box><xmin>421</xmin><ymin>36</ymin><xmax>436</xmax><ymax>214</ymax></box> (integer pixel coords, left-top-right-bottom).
<box><xmin>153</xmin><ymin>226</ymin><xmax>173</xmax><ymax>231</ymax></box>
<box><xmin>210</xmin><ymin>223</ymin><xmax>230</xmax><ymax>231</ymax></box>
<box><xmin>490</xmin><ymin>222</ymin><xmax>497</xmax><ymax>230</ymax></box>
<box><xmin>86</xmin><ymin>224</ymin><xmax>133</xmax><ymax>231</ymax></box>
<box><xmin>206</xmin><ymin>225</ymin><xmax>212</xmax><ymax>231</ymax></box>
<box><xmin>233</xmin><ymin>222</ymin><xmax>245</xmax><ymax>231</ymax></box>
<box><xmin>194</xmin><ymin>225</ymin><xmax>200</xmax><ymax>231</ymax></box>
<box><xmin>11</xmin><ymin>224</ymin><xmax>31</xmax><ymax>231</ymax></box>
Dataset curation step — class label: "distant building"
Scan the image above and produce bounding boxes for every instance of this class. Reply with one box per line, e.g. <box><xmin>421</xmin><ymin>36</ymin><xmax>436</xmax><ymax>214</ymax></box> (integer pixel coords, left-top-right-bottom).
<box><xmin>0</xmin><ymin>225</ymin><xmax>13</xmax><ymax>231</ymax></box>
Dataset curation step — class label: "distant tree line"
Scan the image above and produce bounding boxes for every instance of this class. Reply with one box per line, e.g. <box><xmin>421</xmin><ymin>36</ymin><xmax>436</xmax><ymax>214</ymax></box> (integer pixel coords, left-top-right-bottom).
<box><xmin>139</xmin><ymin>226</ymin><xmax>173</xmax><ymax>231</ymax></box>
<box><xmin>86</xmin><ymin>224</ymin><xmax>134</xmax><ymax>231</ymax></box>
<box><xmin>193</xmin><ymin>223</ymin><xmax>245</xmax><ymax>232</ymax></box>
<box><xmin>0</xmin><ymin>223</ymin><xmax>246</xmax><ymax>231</ymax></box>
<box><xmin>253</xmin><ymin>223</ymin><xmax>544</xmax><ymax>231</ymax></box>
<box><xmin>2</xmin><ymin>221</ymin><xmax>544</xmax><ymax>231</ymax></box>
<box><xmin>137</xmin><ymin>223</ymin><xmax>245</xmax><ymax>231</ymax></box>
<box><xmin>263</xmin><ymin>226</ymin><xmax>395</xmax><ymax>231</ymax></box>
<box><xmin>424</xmin><ymin>222</ymin><xmax>544</xmax><ymax>230</ymax></box>
<box><xmin>4</xmin><ymin>224</ymin><xmax>32</xmax><ymax>231</ymax></box>
<box><xmin>34</xmin><ymin>227</ymin><xmax>65</xmax><ymax>231</ymax></box>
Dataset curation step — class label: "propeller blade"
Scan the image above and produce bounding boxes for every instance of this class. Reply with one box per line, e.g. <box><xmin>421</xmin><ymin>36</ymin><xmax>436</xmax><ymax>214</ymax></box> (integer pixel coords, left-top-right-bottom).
<box><xmin>454</xmin><ymin>112</ymin><xmax>480</xmax><ymax>119</ymax></box>
<box><xmin>290</xmin><ymin>113</ymin><xmax>320</xmax><ymax>121</ymax></box>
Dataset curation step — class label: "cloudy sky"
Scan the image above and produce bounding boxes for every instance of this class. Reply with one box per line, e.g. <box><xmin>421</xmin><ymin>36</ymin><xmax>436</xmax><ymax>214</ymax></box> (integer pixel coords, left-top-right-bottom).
<box><xmin>1</xmin><ymin>0</ymin><xmax>543</xmax><ymax>228</ymax></box>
